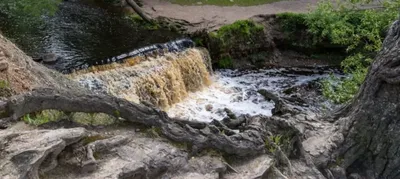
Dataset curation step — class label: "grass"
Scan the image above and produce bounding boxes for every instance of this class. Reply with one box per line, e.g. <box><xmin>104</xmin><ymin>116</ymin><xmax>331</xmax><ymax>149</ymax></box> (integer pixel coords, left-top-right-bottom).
<box><xmin>169</xmin><ymin>0</ymin><xmax>284</xmax><ymax>6</ymax></box>
<box><xmin>23</xmin><ymin>110</ymin><xmax>117</xmax><ymax>126</ymax></box>
<box><xmin>23</xmin><ymin>110</ymin><xmax>64</xmax><ymax>126</ymax></box>
<box><xmin>0</xmin><ymin>79</ymin><xmax>13</xmax><ymax>97</ymax></box>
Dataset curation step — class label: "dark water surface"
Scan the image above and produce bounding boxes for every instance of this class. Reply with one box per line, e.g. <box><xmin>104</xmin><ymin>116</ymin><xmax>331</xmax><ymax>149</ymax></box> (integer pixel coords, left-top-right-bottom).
<box><xmin>0</xmin><ymin>1</ymin><xmax>181</xmax><ymax>72</ymax></box>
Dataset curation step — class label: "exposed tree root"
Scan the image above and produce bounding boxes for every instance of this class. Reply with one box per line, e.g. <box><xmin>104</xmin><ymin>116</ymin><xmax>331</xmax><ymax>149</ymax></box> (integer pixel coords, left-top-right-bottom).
<box><xmin>0</xmin><ymin>88</ymin><xmax>267</xmax><ymax>157</ymax></box>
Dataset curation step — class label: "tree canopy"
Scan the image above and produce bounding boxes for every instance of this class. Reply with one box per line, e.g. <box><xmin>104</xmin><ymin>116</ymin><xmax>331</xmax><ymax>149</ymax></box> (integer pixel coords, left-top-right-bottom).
<box><xmin>0</xmin><ymin>0</ymin><xmax>62</xmax><ymax>22</ymax></box>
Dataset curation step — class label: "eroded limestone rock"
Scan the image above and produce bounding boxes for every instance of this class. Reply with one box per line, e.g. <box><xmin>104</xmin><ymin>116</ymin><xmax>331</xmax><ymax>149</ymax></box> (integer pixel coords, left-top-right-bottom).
<box><xmin>0</xmin><ymin>128</ymin><xmax>87</xmax><ymax>179</ymax></box>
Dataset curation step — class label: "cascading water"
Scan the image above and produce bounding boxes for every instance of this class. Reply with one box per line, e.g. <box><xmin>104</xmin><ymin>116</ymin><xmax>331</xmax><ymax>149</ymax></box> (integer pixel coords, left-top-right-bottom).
<box><xmin>167</xmin><ymin>68</ymin><xmax>340</xmax><ymax>122</ymax></box>
<box><xmin>73</xmin><ymin>41</ymin><xmax>341</xmax><ymax>122</ymax></box>
<box><xmin>72</xmin><ymin>48</ymin><xmax>211</xmax><ymax>109</ymax></box>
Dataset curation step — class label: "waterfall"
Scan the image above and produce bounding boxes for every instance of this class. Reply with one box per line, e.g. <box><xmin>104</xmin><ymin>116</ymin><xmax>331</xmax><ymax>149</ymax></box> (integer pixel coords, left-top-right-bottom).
<box><xmin>70</xmin><ymin>38</ymin><xmax>195</xmax><ymax>73</ymax></box>
<box><xmin>71</xmin><ymin>48</ymin><xmax>212</xmax><ymax>109</ymax></box>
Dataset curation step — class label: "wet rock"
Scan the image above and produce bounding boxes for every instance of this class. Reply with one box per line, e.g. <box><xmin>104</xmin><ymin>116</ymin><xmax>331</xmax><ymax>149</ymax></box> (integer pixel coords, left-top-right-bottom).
<box><xmin>258</xmin><ymin>89</ymin><xmax>279</xmax><ymax>102</ymax></box>
<box><xmin>224</xmin><ymin>108</ymin><xmax>237</xmax><ymax>119</ymax></box>
<box><xmin>222</xmin><ymin>114</ymin><xmax>247</xmax><ymax>129</ymax></box>
<box><xmin>210</xmin><ymin>119</ymin><xmax>236</xmax><ymax>135</ymax></box>
<box><xmin>283</xmin><ymin>87</ymin><xmax>298</xmax><ymax>95</ymax></box>
<box><xmin>0</xmin><ymin>61</ymin><xmax>8</xmax><ymax>71</ymax></box>
<box><xmin>41</xmin><ymin>53</ymin><xmax>58</xmax><ymax>64</ymax></box>
<box><xmin>205</xmin><ymin>104</ymin><xmax>213</xmax><ymax>111</ymax></box>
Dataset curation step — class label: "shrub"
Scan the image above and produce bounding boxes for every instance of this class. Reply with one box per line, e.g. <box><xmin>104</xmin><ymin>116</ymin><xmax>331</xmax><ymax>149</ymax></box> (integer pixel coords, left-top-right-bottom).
<box><xmin>214</xmin><ymin>20</ymin><xmax>264</xmax><ymax>47</ymax></box>
<box><xmin>278</xmin><ymin>0</ymin><xmax>399</xmax><ymax>103</ymax></box>
<box><xmin>217</xmin><ymin>56</ymin><xmax>233</xmax><ymax>69</ymax></box>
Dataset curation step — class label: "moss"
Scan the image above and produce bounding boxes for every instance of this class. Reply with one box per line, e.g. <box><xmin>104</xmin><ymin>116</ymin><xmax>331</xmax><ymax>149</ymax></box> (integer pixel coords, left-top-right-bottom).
<box><xmin>215</xmin><ymin>20</ymin><xmax>264</xmax><ymax>46</ymax></box>
<box><xmin>199</xmin><ymin>148</ymin><xmax>223</xmax><ymax>157</ymax></box>
<box><xmin>126</xmin><ymin>14</ymin><xmax>160</xmax><ymax>30</ymax></box>
<box><xmin>217</xmin><ymin>56</ymin><xmax>233</xmax><ymax>69</ymax></box>
<box><xmin>144</xmin><ymin>126</ymin><xmax>162</xmax><ymax>138</ymax></box>
<box><xmin>72</xmin><ymin>112</ymin><xmax>116</xmax><ymax>126</ymax></box>
<box><xmin>0</xmin><ymin>80</ymin><xmax>13</xmax><ymax>97</ymax></box>
<box><xmin>114</xmin><ymin>110</ymin><xmax>120</xmax><ymax>118</ymax></box>
<box><xmin>23</xmin><ymin>110</ymin><xmax>65</xmax><ymax>126</ymax></box>
<box><xmin>82</xmin><ymin>135</ymin><xmax>108</xmax><ymax>145</ymax></box>
<box><xmin>193</xmin><ymin>37</ymin><xmax>204</xmax><ymax>47</ymax></box>
<box><xmin>169</xmin><ymin>141</ymin><xmax>190</xmax><ymax>151</ymax></box>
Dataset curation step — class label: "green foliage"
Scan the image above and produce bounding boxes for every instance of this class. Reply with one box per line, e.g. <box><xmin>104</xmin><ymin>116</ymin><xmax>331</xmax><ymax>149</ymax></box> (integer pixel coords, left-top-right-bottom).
<box><xmin>23</xmin><ymin>110</ymin><xmax>64</xmax><ymax>126</ymax></box>
<box><xmin>82</xmin><ymin>135</ymin><xmax>108</xmax><ymax>145</ymax></box>
<box><xmin>22</xmin><ymin>110</ymin><xmax>117</xmax><ymax>126</ymax></box>
<box><xmin>277</xmin><ymin>13</ymin><xmax>307</xmax><ymax>33</ymax></box>
<box><xmin>282</xmin><ymin>0</ymin><xmax>400</xmax><ymax>103</ymax></box>
<box><xmin>217</xmin><ymin>56</ymin><xmax>233</xmax><ymax>69</ymax></box>
<box><xmin>72</xmin><ymin>112</ymin><xmax>116</xmax><ymax>126</ymax></box>
<box><xmin>0</xmin><ymin>79</ymin><xmax>13</xmax><ymax>97</ymax></box>
<box><xmin>214</xmin><ymin>20</ymin><xmax>264</xmax><ymax>47</ymax></box>
<box><xmin>210</xmin><ymin>20</ymin><xmax>264</xmax><ymax>67</ymax></box>
<box><xmin>145</xmin><ymin>126</ymin><xmax>162</xmax><ymax>138</ymax></box>
<box><xmin>0</xmin><ymin>0</ymin><xmax>62</xmax><ymax>23</ymax></box>
<box><xmin>0</xmin><ymin>80</ymin><xmax>9</xmax><ymax>89</ymax></box>
<box><xmin>193</xmin><ymin>37</ymin><xmax>204</xmax><ymax>47</ymax></box>
<box><xmin>265</xmin><ymin>134</ymin><xmax>290</xmax><ymax>153</ymax></box>
<box><xmin>126</xmin><ymin>14</ymin><xmax>160</xmax><ymax>30</ymax></box>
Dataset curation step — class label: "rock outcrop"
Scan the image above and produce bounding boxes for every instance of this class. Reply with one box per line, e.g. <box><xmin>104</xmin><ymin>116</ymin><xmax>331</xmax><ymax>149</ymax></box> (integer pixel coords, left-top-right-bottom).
<box><xmin>0</xmin><ymin>127</ymin><xmax>87</xmax><ymax>179</ymax></box>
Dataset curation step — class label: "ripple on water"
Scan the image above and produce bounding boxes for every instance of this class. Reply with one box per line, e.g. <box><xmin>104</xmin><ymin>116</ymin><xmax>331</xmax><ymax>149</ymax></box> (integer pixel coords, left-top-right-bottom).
<box><xmin>167</xmin><ymin>68</ymin><xmax>340</xmax><ymax>122</ymax></box>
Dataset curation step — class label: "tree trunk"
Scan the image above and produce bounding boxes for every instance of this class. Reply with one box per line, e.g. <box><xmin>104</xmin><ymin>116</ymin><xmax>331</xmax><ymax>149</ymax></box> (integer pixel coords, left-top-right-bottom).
<box><xmin>125</xmin><ymin>0</ymin><xmax>153</xmax><ymax>23</ymax></box>
<box><xmin>331</xmin><ymin>20</ymin><xmax>400</xmax><ymax>178</ymax></box>
<box><xmin>0</xmin><ymin>88</ymin><xmax>267</xmax><ymax>157</ymax></box>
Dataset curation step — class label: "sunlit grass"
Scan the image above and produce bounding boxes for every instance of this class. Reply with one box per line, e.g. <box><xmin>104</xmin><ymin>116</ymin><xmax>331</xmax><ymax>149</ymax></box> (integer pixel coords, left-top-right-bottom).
<box><xmin>169</xmin><ymin>0</ymin><xmax>284</xmax><ymax>6</ymax></box>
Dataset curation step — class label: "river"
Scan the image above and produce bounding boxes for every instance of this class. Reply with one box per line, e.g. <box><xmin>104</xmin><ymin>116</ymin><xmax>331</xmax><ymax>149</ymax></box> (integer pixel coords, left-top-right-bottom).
<box><xmin>0</xmin><ymin>0</ymin><xmax>181</xmax><ymax>73</ymax></box>
<box><xmin>1</xmin><ymin>1</ymin><xmax>339</xmax><ymax>122</ymax></box>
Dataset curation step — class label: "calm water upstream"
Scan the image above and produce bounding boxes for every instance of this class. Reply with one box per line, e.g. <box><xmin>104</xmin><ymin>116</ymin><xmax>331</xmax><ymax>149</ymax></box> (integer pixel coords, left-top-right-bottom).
<box><xmin>0</xmin><ymin>0</ymin><xmax>181</xmax><ymax>73</ymax></box>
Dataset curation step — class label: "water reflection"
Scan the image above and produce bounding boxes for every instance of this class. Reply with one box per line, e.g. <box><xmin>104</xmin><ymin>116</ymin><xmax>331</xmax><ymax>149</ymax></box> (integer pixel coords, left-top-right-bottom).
<box><xmin>0</xmin><ymin>1</ymin><xmax>181</xmax><ymax>72</ymax></box>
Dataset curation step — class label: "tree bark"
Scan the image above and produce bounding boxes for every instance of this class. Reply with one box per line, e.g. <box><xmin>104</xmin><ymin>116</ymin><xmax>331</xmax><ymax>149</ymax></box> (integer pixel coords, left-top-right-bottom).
<box><xmin>125</xmin><ymin>0</ymin><xmax>153</xmax><ymax>23</ymax></box>
<box><xmin>330</xmin><ymin>20</ymin><xmax>400</xmax><ymax>178</ymax></box>
<box><xmin>0</xmin><ymin>88</ymin><xmax>267</xmax><ymax>157</ymax></box>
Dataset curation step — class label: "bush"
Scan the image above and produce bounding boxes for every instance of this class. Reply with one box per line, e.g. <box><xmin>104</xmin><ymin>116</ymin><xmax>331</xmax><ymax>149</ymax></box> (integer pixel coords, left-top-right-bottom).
<box><xmin>277</xmin><ymin>13</ymin><xmax>307</xmax><ymax>33</ymax></box>
<box><xmin>279</xmin><ymin>0</ymin><xmax>399</xmax><ymax>103</ymax></box>
<box><xmin>217</xmin><ymin>56</ymin><xmax>233</xmax><ymax>68</ymax></box>
<box><xmin>214</xmin><ymin>20</ymin><xmax>264</xmax><ymax>47</ymax></box>
<box><xmin>208</xmin><ymin>20</ymin><xmax>265</xmax><ymax>68</ymax></box>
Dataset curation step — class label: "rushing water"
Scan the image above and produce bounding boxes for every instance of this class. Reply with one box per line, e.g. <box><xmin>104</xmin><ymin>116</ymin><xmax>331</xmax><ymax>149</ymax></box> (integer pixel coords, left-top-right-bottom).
<box><xmin>0</xmin><ymin>1</ymin><xmax>181</xmax><ymax>73</ymax></box>
<box><xmin>167</xmin><ymin>68</ymin><xmax>341</xmax><ymax>122</ymax></box>
<box><xmin>1</xmin><ymin>1</ymin><xmax>339</xmax><ymax>122</ymax></box>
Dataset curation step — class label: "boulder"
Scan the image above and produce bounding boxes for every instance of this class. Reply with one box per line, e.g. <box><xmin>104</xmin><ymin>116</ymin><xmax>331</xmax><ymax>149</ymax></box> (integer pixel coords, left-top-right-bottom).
<box><xmin>41</xmin><ymin>53</ymin><xmax>58</xmax><ymax>64</ymax></box>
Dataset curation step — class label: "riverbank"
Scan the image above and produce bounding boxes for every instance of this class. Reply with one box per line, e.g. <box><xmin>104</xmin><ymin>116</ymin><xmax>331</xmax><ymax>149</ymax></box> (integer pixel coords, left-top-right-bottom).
<box><xmin>141</xmin><ymin>0</ymin><xmax>318</xmax><ymax>32</ymax></box>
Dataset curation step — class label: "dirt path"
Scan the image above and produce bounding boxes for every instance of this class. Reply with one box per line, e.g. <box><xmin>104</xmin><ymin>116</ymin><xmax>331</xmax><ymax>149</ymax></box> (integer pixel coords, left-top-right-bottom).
<box><xmin>141</xmin><ymin>0</ymin><xmax>319</xmax><ymax>31</ymax></box>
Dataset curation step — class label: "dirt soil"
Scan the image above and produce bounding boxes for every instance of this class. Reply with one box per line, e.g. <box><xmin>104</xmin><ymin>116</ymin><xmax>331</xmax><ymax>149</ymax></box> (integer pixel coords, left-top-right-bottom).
<box><xmin>142</xmin><ymin>0</ymin><xmax>319</xmax><ymax>31</ymax></box>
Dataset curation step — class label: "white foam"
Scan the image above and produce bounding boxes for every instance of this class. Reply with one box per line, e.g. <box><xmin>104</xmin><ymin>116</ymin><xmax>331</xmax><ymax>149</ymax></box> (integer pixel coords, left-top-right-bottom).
<box><xmin>167</xmin><ymin>68</ymin><xmax>335</xmax><ymax>122</ymax></box>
